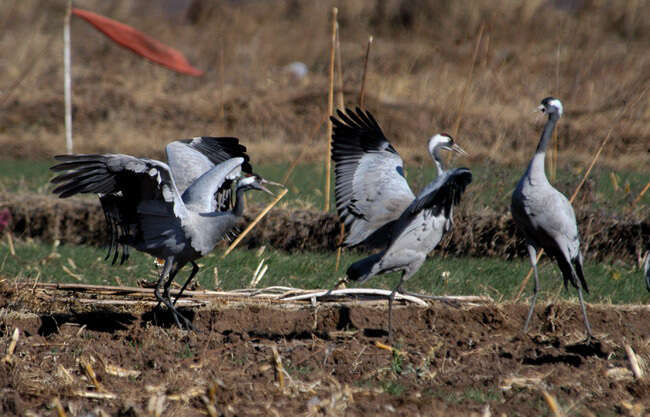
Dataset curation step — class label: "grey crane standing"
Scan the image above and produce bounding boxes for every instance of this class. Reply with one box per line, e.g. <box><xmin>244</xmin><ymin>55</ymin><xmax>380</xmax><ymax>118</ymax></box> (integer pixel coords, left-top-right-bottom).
<box><xmin>331</xmin><ymin>108</ymin><xmax>472</xmax><ymax>340</ymax></box>
<box><xmin>511</xmin><ymin>97</ymin><xmax>594</xmax><ymax>339</ymax></box>
<box><xmin>50</xmin><ymin>137</ymin><xmax>279</xmax><ymax>330</ymax></box>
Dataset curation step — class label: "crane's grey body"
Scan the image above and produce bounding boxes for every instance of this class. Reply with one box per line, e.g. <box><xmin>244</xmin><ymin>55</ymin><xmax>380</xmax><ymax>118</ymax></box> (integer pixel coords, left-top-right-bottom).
<box><xmin>331</xmin><ymin>108</ymin><xmax>471</xmax><ymax>339</ymax></box>
<box><xmin>510</xmin><ymin>97</ymin><xmax>593</xmax><ymax>339</ymax></box>
<box><xmin>51</xmin><ymin>137</ymin><xmax>270</xmax><ymax>329</ymax></box>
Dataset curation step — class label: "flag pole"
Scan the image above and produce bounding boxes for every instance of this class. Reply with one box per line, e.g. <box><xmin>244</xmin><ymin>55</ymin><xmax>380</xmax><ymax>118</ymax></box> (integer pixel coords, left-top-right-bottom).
<box><xmin>64</xmin><ymin>0</ymin><xmax>73</xmax><ymax>154</ymax></box>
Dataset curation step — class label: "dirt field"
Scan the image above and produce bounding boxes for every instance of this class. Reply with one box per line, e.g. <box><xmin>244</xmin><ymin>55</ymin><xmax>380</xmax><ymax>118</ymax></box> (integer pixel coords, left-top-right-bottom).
<box><xmin>2</xmin><ymin>281</ymin><xmax>650</xmax><ymax>416</ymax></box>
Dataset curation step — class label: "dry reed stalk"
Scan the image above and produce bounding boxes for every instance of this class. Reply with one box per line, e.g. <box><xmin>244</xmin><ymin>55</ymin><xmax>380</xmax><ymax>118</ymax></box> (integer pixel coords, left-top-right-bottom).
<box><xmin>80</xmin><ymin>357</ymin><xmax>108</xmax><ymax>393</ymax></box>
<box><xmin>359</xmin><ymin>35</ymin><xmax>373</xmax><ymax>108</ymax></box>
<box><xmin>53</xmin><ymin>397</ymin><xmax>68</xmax><ymax>417</ymax></box>
<box><xmin>218</xmin><ymin>45</ymin><xmax>225</xmax><ymax>119</ymax></box>
<box><xmin>450</xmin><ymin>22</ymin><xmax>484</xmax><ymax>139</ymax></box>
<box><xmin>6</xmin><ymin>233</ymin><xmax>15</xmax><ymax>256</ymax></box>
<box><xmin>222</xmin><ymin>187</ymin><xmax>288</xmax><ymax>258</ymax></box>
<box><xmin>549</xmin><ymin>45</ymin><xmax>561</xmax><ymax>182</ymax></box>
<box><xmin>201</xmin><ymin>396</ymin><xmax>219</xmax><ymax>417</ymax></box>
<box><xmin>335</xmin><ymin>223</ymin><xmax>345</xmax><ymax>272</ymax></box>
<box><xmin>541</xmin><ymin>390</ymin><xmax>565</xmax><ymax>417</ymax></box>
<box><xmin>335</xmin><ymin>22</ymin><xmax>344</xmax><ymax>110</ymax></box>
<box><xmin>2</xmin><ymin>327</ymin><xmax>19</xmax><ymax>364</ymax></box>
<box><xmin>633</xmin><ymin>181</ymin><xmax>649</xmax><ymax>206</ymax></box>
<box><xmin>271</xmin><ymin>346</ymin><xmax>285</xmax><ymax>390</ymax></box>
<box><xmin>625</xmin><ymin>344</ymin><xmax>643</xmax><ymax>379</ymax></box>
<box><xmin>282</xmin><ymin>113</ymin><xmax>328</xmax><ymax>185</ymax></box>
<box><xmin>374</xmin><ymin>341</ymin><xmax>405</xmax><ymax>356</ymax></box>
<box><xmin>64</xmin><ymin>0</ymin><xmax>73</xmax><ymax>154</ymax></box>
<box><xmin>324</xmin><ymin>7</ymin><xmax>338</xmax><ymax>212</ymax></box>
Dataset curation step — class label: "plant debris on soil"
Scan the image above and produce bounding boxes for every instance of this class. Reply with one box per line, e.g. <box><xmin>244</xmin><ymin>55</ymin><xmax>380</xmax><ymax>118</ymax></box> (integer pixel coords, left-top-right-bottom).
<box><xmin>1</xmin><ymin>280</ymin><xmax>650</xmax><ymax>416</ymax></box>
<box><xmin>2</xmin><ymin>192</ymin><xmax>648</xmax><ymax>262</ymax></box>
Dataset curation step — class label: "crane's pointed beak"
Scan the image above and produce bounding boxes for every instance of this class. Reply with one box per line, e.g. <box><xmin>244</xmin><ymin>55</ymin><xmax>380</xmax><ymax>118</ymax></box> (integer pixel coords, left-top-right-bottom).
<box><xmin>451</xmin><ymin>143</ymin><xmax>469</xmax><ymax>156</ymax></box>
<box><xmin>261</xmin><ymin>178</ymin><xmax>286</xmax><ymax>189</ymax></box>
<box><xmin>536</xmin><ymin>104</ymin><xmax>545</xmax><ymax>113</ymax></box>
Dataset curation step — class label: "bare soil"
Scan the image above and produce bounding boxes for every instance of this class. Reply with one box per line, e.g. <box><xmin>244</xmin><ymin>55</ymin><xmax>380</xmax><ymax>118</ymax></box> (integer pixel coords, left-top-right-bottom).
<box><xmin>1</xmin><ymin>281</ymin><xmax>650</xmax><ymax>416</ymax></box>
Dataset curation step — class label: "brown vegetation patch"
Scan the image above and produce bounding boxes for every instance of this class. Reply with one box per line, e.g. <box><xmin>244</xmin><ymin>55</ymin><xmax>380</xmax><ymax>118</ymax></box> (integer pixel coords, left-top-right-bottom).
<box><xmin>2</xmin><ymin>192</ymin><xmax>648</xmax><ymax>262</ymax></box>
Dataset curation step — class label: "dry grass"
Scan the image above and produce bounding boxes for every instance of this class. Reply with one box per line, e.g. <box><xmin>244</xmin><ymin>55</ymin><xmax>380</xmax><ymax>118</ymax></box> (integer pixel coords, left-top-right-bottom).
<box><xmin>0</xmin><ymin>0</ymin><xmax>648</xmax><ymax>170</ymax></box>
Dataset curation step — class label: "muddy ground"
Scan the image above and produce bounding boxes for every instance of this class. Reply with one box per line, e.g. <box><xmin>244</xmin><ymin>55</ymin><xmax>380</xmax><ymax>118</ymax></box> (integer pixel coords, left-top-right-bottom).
<box><xmin>1</xmin><ymin>281</ymin><xmax>650</xmax><ymax>416</ymax></box>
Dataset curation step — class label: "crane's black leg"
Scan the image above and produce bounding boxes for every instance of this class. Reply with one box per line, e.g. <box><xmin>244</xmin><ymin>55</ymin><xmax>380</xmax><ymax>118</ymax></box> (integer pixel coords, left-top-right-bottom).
<box><xmin>153</xmin><ymin>259</ymin><xmax>194</xmax><ymax>330</ymax></box>
<box><xmin>173</xmin><ymin>261</ymin><xmax>200</xmax><ymax>306</ymax></box>
<box><xmin>153</xmin><ymin>257</ymin><xmax>182</xmax><ymax>328</ymax></box>
<box><xmin>576</xmin><ymin>286</ymin><xmax>594</xmax><ymax>340</ymax></box>
<box><xmin>523</xmin><ymin>244</ymin><xmax>540</xmax><ymax>333</ymax></box>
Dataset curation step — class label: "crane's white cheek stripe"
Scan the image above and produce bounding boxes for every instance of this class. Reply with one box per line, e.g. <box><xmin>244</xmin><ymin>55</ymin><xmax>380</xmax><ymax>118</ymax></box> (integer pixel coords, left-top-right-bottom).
<box><xmin>548</xmin><ymin>99</ymin><xmax>563</xmax><ymax>115</ymax></box>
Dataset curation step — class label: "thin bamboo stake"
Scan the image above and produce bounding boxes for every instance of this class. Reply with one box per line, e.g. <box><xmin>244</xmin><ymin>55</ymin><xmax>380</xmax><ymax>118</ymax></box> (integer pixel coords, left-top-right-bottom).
<box><xmin>64</xmin><ymin>0</ymin><xmax>73</xmax><ymax>153</ymax></box>
<box><xmin>335</xmin><ymin>22</ymin><xmax>345</xmax><ymax>110</ymax></box>
<box><xmin>358</xmin><ymin>35</ymin><xmax>373</xmax><ymax>108</ymax></box>
<box><xmin>324</xmin><ymin>7</ymin><xmax>337</xmax><ymax>212</ymax></box>
<box><xmin>222</xmin><ymin>188</ymin><xmax>288</xmax><ymax>258</ymax></box>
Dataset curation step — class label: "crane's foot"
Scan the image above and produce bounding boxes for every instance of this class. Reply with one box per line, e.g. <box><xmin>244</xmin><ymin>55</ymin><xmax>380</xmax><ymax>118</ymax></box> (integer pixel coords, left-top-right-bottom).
<box><xmin>152</xmin><ymin>292</ymin><xmax>196</xmax><ymax>331</ymax></box>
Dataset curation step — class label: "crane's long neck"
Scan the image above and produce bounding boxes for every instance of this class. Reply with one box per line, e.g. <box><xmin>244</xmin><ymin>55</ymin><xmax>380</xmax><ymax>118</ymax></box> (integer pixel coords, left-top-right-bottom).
<box><xmin>527</xmin><ymin>112</ymin><xmax>559</xmax><ymax>181</ymax></box>
<box><xmin>432</xmin><ymin>147</ymin><xmax>445</xmax><ymax>176</ymax></box>
<box><xmin>233</xmin><ymin>186</ymin><xmax>247</xmax><ymax>217</ymax></box>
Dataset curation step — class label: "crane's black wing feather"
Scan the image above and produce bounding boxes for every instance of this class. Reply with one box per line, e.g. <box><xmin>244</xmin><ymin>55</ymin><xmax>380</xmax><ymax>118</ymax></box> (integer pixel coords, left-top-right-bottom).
<box><xmin>331</xmin><ymin>107</ymin><xmax>415</xmax><ymax>248</ymax></box>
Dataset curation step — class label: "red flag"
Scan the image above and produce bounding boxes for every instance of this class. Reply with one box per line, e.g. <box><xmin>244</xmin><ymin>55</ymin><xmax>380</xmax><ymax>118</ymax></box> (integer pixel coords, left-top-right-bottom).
<box><xmin>72</xmin><ymin>8</ymin><xmax>203</xmax><ymax>76</ymax></box>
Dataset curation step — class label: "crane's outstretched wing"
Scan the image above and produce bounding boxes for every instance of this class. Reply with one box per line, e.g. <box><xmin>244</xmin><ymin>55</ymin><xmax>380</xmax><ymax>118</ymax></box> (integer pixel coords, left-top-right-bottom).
<box><xmin>166</xmin><ymin>137</ymin><xmax>252</xmax><ymax>211</ymax></box>
<box><xmin>409</xmin><ymin>167</ymin><xmax>472</xmax><ymax>217</ymax></box>
<box><xmin>50</xmin><ymin>154</ymin><xmax>187</xmax><ymax>264</ymax></box>
<box><xmin>331</xmin><ymin>107</ymin><xmax>415</xmax><ymax>248</ymax></box>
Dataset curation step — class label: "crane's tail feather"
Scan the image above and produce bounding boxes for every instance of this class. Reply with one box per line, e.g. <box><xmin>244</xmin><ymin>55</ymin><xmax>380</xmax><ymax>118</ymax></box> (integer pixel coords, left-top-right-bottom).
<box><xmin>346</xmin><ymin>252</ymin><xmax>384</xmax><ymax>284</ymax></box>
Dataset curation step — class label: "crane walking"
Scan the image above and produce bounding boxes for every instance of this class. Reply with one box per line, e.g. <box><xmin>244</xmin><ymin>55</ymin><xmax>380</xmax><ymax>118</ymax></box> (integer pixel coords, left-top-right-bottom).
<box><xmin>50</xmin><ymin>137</ymin><xmax>280</xmax><ymax>330</ymax></box>
<box><xmin>331</xmin><ymin>108</ymin><xmax>472</xmax><ymax>340</ymax></box>
<box><xmin>511</xmin><ymin>97</ymin><xmax>594</xmax><ymax>340</ymax></box>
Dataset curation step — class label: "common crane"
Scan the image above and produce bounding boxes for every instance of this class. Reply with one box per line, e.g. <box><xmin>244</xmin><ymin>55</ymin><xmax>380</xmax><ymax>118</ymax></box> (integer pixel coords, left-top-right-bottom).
<box><xmin>511</xmin><ymin>97</ymin><xmax>594</xmax><ymax>339</ymax></box>
<box><xmin>50</xmin><ymin>137</ymin><xmax>279</xmax><ymax>330</ymax></box>
<box><xmin>331</xmin><ymin>108</ymin><xmax>472</xmax><ymax>340</ymax></box>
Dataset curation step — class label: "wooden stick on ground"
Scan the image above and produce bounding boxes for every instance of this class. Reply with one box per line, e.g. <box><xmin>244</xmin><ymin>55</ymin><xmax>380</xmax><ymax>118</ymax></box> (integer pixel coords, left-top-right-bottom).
<box><xmin>625</xmin><ymin>344</ymin><xmax>643</xmax><ymax>379</ymax></box>
<box><xmin>358</xmin><ymin>35</ymin><xmax>373</xmax><ymax>108</ymax></box>
<box><xmin>324</xmin><ymin>7</ymin><xmax>337</xmax><ymax>212</ymax></box>
<box><xmin>2</xmin><ymin>328</ymin><xmax>19</xmax><ymax>364</ymax></box>
<box><xmin>541</xmin><ymin>390</ymin><xmax>565</xmax><ymax>417</ymax></box>
<box><xmin>222</xmin><ymin>188</ymin><xmax>288</xmax><ymax>258</ymax></box>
